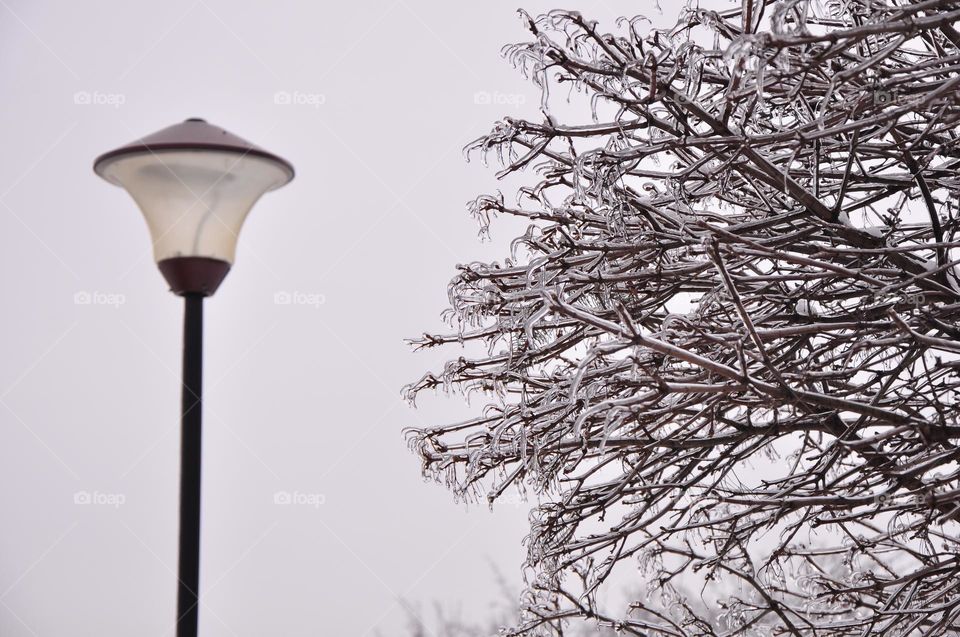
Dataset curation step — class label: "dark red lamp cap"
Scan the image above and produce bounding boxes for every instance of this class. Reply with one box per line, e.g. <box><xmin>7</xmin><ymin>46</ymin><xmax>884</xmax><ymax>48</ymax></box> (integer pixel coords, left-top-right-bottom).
<box><xmin>93</xmin><ymin>117</ymin><xmax>295</xmax><ymax>181</ymax></box>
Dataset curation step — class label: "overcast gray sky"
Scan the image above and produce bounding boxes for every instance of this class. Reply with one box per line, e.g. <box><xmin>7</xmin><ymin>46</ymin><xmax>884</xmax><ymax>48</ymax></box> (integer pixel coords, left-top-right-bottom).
<box><xmin>0</xmin><ymin>1</ymin><xmax>669</xmax><ymax>634</ymax></box>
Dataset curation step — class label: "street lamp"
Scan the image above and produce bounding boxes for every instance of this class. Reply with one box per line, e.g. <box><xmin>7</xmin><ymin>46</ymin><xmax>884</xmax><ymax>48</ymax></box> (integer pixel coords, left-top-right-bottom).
<box><xmin>94</xmin><ymin>118</ymin><xmax>294</xmax><ymax>637</ymax></box>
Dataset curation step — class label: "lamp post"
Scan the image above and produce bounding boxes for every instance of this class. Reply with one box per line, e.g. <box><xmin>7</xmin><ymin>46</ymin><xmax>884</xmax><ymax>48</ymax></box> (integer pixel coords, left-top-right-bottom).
<box><xmin>94</xmin><ymin>119</ymin><xmax>294</xmax><ymax>637</ymax></box>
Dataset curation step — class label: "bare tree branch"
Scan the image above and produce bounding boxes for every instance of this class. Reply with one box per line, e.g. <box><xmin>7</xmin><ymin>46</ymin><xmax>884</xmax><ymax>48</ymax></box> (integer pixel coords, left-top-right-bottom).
<box><xmin>405</xmin><ymin>2</ymin><xmax>960</xmax><ymax>634</ymax></box>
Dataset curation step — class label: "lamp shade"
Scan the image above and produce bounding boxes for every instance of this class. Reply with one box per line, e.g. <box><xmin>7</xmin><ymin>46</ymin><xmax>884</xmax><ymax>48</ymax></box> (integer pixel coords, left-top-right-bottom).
<box><xmin>94</xmin><ymin>118</ymin><xmax>294</xmax><ymax>295</ymax></box>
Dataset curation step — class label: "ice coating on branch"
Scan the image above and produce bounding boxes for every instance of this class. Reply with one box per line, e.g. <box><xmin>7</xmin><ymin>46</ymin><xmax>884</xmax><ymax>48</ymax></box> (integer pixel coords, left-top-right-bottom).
<box><xmin>403</xmin><ymin>3</ymin><xmax>960</xmax><ymax>635</ymax></box>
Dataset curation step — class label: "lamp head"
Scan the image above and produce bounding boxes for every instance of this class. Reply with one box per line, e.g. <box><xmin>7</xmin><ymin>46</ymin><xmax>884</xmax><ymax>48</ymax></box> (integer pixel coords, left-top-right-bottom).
<box><xmin>94</xmin><ymin>118</ymin><xmax>294</xmax><ymax>296</ymax></box>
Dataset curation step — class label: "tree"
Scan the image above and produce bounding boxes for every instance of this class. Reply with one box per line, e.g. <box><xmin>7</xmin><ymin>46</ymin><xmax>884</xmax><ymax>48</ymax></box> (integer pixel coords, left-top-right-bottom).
<box><xmin>404</xmin><ymin>1</ymin><xmax>960</xmax><ymax>634</ymax></box>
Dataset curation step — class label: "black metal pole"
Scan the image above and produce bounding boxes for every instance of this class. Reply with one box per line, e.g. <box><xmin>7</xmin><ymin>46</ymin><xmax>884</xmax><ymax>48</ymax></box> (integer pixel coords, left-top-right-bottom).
<box><xmin>177</xmin><ymin>294</ymin><xmax>203</xmax><ymax>637</ymax></box>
